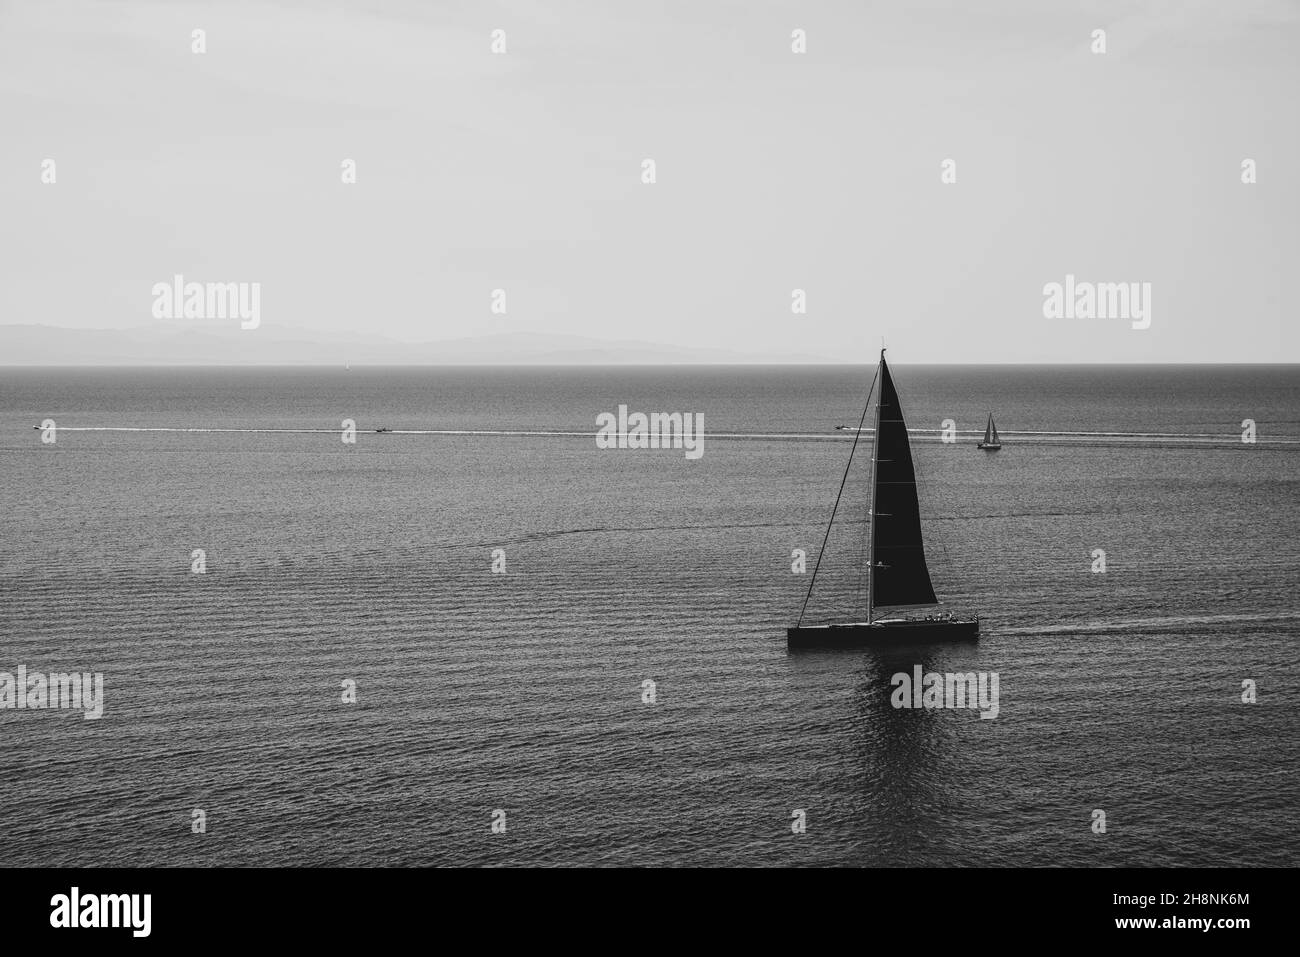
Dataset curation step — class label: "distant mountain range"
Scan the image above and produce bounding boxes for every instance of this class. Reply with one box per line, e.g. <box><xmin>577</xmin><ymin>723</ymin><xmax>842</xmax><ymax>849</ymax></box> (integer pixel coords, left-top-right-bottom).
<box><xmin>0</xmin><ymin>323</ymin><xmax>836</xmax><ymax>365</ymax></box>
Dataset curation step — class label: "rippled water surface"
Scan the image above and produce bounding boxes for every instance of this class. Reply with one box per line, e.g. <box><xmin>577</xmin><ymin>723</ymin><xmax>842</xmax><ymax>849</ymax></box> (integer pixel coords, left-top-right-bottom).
<box><xmin>1</xmin><ymin>366</ymin><xmax>1296</xmax><ymax>866</ymax></box>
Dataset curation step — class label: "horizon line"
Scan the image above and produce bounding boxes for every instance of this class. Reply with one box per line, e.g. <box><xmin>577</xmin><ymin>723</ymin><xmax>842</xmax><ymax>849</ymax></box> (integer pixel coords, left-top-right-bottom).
<box><xmin>3</xmin><ymin>361</ymin><xmax>1299</xmax><ymax>368</ymax></box>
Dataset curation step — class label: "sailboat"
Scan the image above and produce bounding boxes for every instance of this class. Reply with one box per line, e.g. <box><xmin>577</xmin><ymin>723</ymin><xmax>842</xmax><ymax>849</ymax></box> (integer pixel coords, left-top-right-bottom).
<box><xmin>978</xmin><ymin>413</ymin><xmax>1001</xmax><ymax>451</ymax></box>
<box><xmin>787</xmin><ymin>350</ymin><xmax>979</xmax><ymax>648</ymax></box>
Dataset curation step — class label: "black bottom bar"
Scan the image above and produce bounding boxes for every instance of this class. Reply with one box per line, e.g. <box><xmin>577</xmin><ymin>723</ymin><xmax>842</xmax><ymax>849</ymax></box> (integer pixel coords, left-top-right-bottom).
<box><xmin>0</xmin><ymin>866</ymin><xmax>1277</xmax><ymax>944</ymax></box>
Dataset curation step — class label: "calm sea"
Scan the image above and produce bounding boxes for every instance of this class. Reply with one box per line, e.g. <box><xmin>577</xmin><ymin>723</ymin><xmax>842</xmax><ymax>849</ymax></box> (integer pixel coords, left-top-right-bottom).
<box><xmin>1</xmin><ymin>365</ymin><xmax>1296</xmax><ymax>867</ymax></box>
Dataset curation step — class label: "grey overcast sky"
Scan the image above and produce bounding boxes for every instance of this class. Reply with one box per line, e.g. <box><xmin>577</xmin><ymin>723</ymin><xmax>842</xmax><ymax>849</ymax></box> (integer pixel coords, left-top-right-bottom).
<box><xmin>1</xmin><ymin>0</ymin><xmax>1296</xmax><ymax>362</ymax></box>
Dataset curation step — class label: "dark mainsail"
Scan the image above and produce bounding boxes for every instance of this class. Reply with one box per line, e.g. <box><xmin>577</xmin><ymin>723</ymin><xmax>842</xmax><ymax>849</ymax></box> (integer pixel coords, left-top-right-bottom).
<box><xmin>869</xmin><ymin>356</ymin><xmax>938</xmax><ymax>611</ymax></box>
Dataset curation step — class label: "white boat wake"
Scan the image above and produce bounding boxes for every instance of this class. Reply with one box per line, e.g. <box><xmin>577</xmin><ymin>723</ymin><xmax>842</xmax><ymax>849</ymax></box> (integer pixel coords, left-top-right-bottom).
<box><xmin>996</xmin><ymin>611</ymin><xmax>1300</xmax><ymax>634</ymax></box>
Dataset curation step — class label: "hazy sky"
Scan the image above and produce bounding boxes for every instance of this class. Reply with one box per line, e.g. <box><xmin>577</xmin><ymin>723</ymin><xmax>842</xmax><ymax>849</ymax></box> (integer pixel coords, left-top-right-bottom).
<box><xmin>2</xmin><ymin>0</ymin><xmax>1296</xmax><ymax>362</ymax></box>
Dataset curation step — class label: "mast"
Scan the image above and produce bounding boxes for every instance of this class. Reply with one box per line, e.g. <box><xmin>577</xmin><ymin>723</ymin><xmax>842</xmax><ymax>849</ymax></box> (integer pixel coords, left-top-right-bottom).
<box><xmin>866</xmin><ymin>349</ymin><xmax>883</xmax><ymax>623</ymax></box>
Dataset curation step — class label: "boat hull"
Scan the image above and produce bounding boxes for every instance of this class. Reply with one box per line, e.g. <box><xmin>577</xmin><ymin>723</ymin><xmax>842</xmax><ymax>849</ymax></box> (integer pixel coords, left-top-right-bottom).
<box><xmin>787</xmin><ymin>617</ymin><xmax>979</xmax><ymax>649</ymax></box>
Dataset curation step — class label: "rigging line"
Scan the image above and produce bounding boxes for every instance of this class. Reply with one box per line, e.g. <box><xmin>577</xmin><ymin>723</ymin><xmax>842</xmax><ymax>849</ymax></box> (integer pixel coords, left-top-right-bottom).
<box><xmin>865</xmin><ymin>387</ymin><xmax>877</xmax><ymax>623</ymax></box>
<box><xmin>797</xmin><ymin>361</ymin><xmax>881</xmax><ymax>627</ymax></box>
<box><xmin>855</xmin><ymin>417</ymin><xmax>872</xmax><ymax>622</ymax></box>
